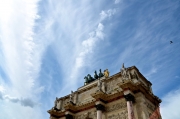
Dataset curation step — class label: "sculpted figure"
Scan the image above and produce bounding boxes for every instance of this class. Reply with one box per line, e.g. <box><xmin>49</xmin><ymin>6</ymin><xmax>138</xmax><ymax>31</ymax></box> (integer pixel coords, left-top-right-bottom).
<box><xmin>97</xmin><ymin>79</ymin><xmax>102</xmax><ymax>91</ymax></box>
<box><xmin>104</xmin><ymin>69</ymin><xmax>110</xmax><ymax>78</ymax></box>
<box><xmin>88</xmin><ymin>74</ymin><xmax>95</xmax><ymax>82</ymax></box>
<box><xmin>69</xmin><ymin>91</ymin><xmax>73</xmax><ymax>102</ymax></box>
<box><xmin>84</xmin><ymin>76</ymin><xmax>88</xmax><ymax>85</ymax></box>
<box><xmin>132</xmin><ymin>71</ymin><xmax>138</xmax><ymax>79</ymax></box>
<box><xmin>121</xmin><ymin>63</ymin><xmax>127</xmax><ymax>76</ymax></box>
<box><xmin>102</xmin><ymin>81</ymin><xmax>106</xmax><ymax>92</ymax></box>
<box><xmin>121</xmin><ymin>63</ymin><xmax>129</xmax><ymax>79</ymax></box>
<box><xmin>99</xmin><ymin>69</ymin><xmax>104</xmax><ymax>78</ymax></box>
<box><xmin>94</xmin><ymin>70</ymin><xmax>99</xmax><ymax>79</ymax></box>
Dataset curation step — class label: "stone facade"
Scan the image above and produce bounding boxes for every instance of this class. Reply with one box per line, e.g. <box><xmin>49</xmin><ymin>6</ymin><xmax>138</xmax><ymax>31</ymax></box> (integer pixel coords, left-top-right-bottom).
<box><xmin>48</xmin><ymin>65</ymin><xmax>162</xmax><ymax>119</ymax></box>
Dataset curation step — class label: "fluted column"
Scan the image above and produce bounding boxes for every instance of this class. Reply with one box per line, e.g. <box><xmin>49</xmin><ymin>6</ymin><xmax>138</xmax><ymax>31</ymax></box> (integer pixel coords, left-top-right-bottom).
<box><xmin>95</xmin><ymin>101</ymin><xmax>105</xmax><ymax>119</ymax></box>
<box><xmin>124</xmin><ymin>93</ymin><xmax>135</xmax><ymax>119</ymax></box>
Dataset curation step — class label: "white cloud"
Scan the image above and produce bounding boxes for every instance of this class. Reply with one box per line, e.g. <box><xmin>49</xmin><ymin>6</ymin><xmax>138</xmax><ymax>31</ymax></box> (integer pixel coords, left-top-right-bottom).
<box><xmin>96</xmin><ymin>23</ymin><xmax>104</xmax><ymax>39</ymax></box>
<box><xmin>74</xmin><ymin>22</ymin><xmax>105</xmax><ymax>70</ymax></box>
<box><xmin>161</xmin><ymin>88</ymin><xmax>180</xmax><ymax>119</ymax></box>
<box><xmin>100</xmin><ymin>9</ymin><xmax>116</xmax><ymax>21</ymax></box>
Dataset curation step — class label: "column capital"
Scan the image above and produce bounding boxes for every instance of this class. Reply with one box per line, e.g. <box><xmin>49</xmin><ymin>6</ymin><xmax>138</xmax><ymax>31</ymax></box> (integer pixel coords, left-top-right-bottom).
<box><xmin>95</xmin><ymin>104</ymin><xmax>105</xmax><ymax>111</ymax></box>
<box><xmin>124</xmin><ymin>93</ymin><xmax>135</xmax><ymax>102</ymax></box>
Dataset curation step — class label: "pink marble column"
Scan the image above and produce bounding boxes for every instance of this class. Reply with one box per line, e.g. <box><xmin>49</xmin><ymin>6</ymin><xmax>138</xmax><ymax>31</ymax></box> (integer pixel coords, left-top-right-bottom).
<box><xmin>127</xmin><ymin>101</ymin><xmax>135</xmax><ymax>119</ymax></box>
<box><xmin>124</xmin><ymin>94</ymin><xmax>136</xmax><ymax>119</ymax></box>
<box><xmin>97</xmin><ymin>110</ymin><xmax>102</xmax><ymax>119</ymax></box>
<box><xmin>95</xmin><ymin>104</ymin><xmax>104</xmax><ymax>119</ymax></box>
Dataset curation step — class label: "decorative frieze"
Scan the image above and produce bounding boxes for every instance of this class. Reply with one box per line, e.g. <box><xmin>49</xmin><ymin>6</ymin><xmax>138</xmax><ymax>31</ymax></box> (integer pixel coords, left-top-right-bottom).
<box><xmin>107</xmin><ymin>110</ymin><xmax>128</xmax><ymax>119</ymax></box>
<box><xmin>105</xmin><ymin>102</ymin><xmax>127</xmax><ymax>112</ymax></box>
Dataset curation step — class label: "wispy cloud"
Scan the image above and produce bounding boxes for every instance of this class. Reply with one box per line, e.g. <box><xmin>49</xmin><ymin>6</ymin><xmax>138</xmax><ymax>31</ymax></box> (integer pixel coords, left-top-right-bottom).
<box><xmin>0</xmin><ymin>0</ymin><xmax>47</xmax><ymax>118</ymax></box>
<box><xmin>38</xmin><ymin>1</ymin><xmax>120</xmax><ymax>97</ymax></box>
<box><xmin>61</xmin><ymin>8</ymin><xmax>118</xmax><ymax>94</ymax></box>
<box><xmin>100</xmin><ymin>9</ymin><xmax>116</xmax><ymax>21</ymax></box>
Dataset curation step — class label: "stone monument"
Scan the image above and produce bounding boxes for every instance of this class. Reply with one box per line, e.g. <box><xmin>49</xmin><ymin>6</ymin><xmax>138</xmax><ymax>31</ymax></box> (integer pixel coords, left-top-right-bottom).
<box><xmin>48</xmin><ymin>65</ymin><xmax>162</xmax><ymax>119</ymax></box>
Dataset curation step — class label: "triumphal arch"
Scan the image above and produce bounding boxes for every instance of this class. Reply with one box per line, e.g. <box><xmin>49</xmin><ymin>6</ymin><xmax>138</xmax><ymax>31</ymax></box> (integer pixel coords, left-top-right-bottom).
<box><xmin>48</xmin><ymin>64</ymin><xmax>162</xmax><ymax>119</ymax></box>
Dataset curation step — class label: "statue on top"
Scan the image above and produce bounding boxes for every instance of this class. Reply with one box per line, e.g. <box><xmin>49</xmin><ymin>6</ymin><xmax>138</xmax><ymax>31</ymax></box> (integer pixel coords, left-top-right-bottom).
<box><xmin>121</xmin><ymin>63</ymin><xmax>130</xmax><ymax>79</ymax></box>
<box><xmin>94</xmin><ymin>70</ymin><xmax>99</xmax><ymax>79</ymax></box>
<box><xmin>99</xmin><ymin>69</ymin><xmax>104</xmax><ymax>78</ymax></box>
<box><xmin>87</xmin><ymin>74</ymin><xmax>95</xmax><ymax>82</ymax></box>
<box><xmin>84</xmin><ymin>74</ymin><xmax>95</xmax><ymax>85</ymax></box>
<box><xmin>84</xmin><ymin>76</ymin><xmax>88</xmax><ymax>85</ymax></box>
<box><xmin>69</xmin><ymin>91</ymin><xmax>73</xmax><ymax>103</ymax></box>
<box><xmin>104</xmin><ymin>69</ymin><xmax>110</xmax><ymax>78</ymax></box>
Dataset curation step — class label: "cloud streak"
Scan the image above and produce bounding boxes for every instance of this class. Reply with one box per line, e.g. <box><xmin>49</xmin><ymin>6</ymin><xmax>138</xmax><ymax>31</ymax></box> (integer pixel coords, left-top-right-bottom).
<box><xmin>1</xmin><ymin>94</ymin><xmax>39</xmax><ymax>108</ymax></box>
<box><xmin>0</xmin><ymin>0</ymin><xmax>48</xmax><ymax>118</ymax></box>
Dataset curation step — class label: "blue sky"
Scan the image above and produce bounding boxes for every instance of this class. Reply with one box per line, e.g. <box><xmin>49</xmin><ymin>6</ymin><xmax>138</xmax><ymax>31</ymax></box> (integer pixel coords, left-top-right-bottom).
<box><xmin>0</xmin><ymin>0</ymin><xmax>180</xmax><ymax>119</ymax></box>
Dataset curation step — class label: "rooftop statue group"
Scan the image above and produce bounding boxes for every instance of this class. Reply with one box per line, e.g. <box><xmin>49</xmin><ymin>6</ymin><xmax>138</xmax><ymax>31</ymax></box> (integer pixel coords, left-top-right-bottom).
<box><xmin>84</xmin><ymin>69</ymin><xmax>109</xmax><ymax>85</ymax></box>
